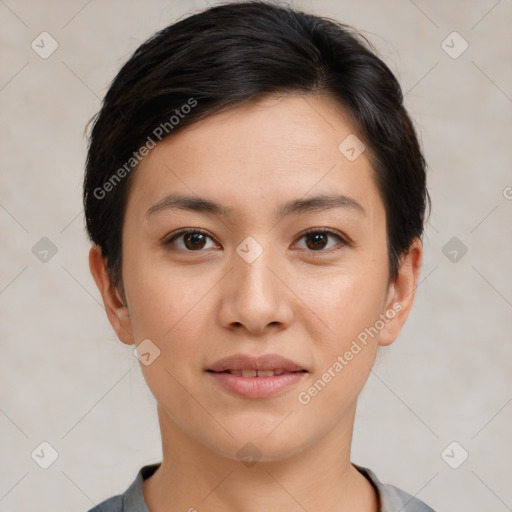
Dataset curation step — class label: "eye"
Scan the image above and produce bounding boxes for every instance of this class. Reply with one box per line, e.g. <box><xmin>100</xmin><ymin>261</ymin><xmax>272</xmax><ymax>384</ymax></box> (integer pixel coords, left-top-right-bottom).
<box><xmin>164</xmin><ymin>228</ymin><xmax>219</xmax><ymax>251</ymax></box>
<box><xmin>294</xmin><ymin>228</ymin><xmax>347</xmax><ymax>253</ymax></box>
<box><xmin>163</xmin><ymin>227</ymin><xmax>348</xmax><ymax>253</ymax></box>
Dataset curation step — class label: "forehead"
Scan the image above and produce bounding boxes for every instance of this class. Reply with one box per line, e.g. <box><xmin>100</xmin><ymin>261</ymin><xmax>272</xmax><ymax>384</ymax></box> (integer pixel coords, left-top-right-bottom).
<box><xmin>125</xmin><ymin>93</ymin><xmax>383</xmax><ymax>223</ymax></box>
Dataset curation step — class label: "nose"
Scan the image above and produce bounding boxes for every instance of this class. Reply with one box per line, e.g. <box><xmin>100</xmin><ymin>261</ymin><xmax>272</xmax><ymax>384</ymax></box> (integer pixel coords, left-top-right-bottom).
<box><xmin>217</xmin><ymin>241</ymin><xmax>294</xmax><ymax>336</ymax></box>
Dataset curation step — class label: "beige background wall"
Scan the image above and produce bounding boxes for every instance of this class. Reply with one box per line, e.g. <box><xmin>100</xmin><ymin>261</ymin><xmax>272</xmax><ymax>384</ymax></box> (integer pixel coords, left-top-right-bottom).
<box><xmin>1</xmin><ymin>0</ymin><xmax>511</xmax><ymax>510</ymax></box>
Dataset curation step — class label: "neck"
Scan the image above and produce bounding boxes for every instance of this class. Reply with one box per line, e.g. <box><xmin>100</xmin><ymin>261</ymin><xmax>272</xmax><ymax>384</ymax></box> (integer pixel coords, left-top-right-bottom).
<box><xmin>142</xmin><ymin>404</ymin><xmax>378</xmax><ymax>512</ymax></box>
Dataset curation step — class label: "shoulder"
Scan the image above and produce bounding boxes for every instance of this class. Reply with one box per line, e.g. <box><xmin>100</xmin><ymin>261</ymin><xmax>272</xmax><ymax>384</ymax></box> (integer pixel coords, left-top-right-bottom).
<box><xmin>85</xmin><ymin>463</ymin><xmax>160</xmax><ymax>512</ymax></box>
<box><xmin>354</xmin><ymin>464</ymin><xmax>437</xmax><ymax>512</ymax></box>
<box><xmin>86</xmin><ymin>494</ymin><xmax>123</xmax><ymax>512</ymax></box>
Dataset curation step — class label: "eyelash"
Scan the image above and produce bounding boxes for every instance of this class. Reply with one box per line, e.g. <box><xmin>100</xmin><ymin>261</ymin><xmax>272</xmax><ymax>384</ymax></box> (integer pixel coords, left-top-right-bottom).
<box><xmin>163</xmin><ymin>227</ymin><xmax>348</xmax><ymax>254</ymax></box>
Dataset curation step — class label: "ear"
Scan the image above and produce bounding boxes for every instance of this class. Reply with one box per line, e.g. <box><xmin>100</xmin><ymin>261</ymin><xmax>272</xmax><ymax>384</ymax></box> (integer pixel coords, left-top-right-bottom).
<box><xmin>88</xmin><ymin>244</ymin><xmax>135</xmax><ymax>345</ymax></box>
<box><xmin>378</xmin><ymin>238</ymin><xmax>423</xmax><ymax>347</ymax></box>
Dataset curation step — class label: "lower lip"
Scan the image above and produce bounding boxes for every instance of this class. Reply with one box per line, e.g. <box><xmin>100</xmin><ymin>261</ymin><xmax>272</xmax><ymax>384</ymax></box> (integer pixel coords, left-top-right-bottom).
<box><xmin>207</xmin><ymin>371</ymin><xmax>307</xmax><ymax>399</ymax></box>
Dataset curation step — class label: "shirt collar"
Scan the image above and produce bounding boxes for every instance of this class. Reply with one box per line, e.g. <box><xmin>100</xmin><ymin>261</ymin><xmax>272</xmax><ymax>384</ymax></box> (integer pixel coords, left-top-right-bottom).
<box><xmin>121</xmin><ymin>462</ymin><xmax>434</xmax><ymax>512</ymax></box>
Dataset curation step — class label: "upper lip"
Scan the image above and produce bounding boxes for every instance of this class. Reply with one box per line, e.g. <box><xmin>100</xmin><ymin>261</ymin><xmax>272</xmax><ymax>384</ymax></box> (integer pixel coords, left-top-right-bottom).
<box><xmin>207</xmin><ymin>353</ymin><xmax>307</xmax><ymax>372</ymax></box>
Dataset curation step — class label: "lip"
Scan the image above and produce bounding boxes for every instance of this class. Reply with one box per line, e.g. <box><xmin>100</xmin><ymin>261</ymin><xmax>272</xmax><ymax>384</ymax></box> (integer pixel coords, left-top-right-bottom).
<box><xmin>207</xmin><ymin>353</ymin><xmax>307</xmax><ymax>373</ymax></box>
<box><xmin>206</xmin><ymin>353</ymin><xmax>308</xmax><ymax>399</ymax></box>
<box><xmin>207</xmin><ymin>371</ymin><xmax>306</xmax><ymax>399</ymax></box>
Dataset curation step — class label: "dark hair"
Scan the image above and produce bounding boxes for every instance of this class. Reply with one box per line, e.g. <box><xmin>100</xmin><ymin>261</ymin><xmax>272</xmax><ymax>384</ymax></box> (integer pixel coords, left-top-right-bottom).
<box><xmin>84</xmin><ymin>0</ymin><xmax>430</xmax><ymax>294</ymax></box>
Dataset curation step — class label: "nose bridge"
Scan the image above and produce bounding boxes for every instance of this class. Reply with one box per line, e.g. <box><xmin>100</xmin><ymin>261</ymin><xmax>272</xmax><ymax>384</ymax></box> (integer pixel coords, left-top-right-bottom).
<box><xmin>234</xmin><ymin>234</ymin><xmax>279</xmax><ymax>303</ymax></box>
<box><xmin>220</xmin><ymin>234</ymin><xmax>291</xmax><ymax>332</ymax></box>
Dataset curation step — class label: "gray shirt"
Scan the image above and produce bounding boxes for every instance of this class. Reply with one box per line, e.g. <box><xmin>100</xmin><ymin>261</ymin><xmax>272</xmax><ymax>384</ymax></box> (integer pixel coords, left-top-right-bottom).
<box><xmin>88</xmin><ymin>463</ymin><xmax>436</xmax><ymax>512</ymax></box>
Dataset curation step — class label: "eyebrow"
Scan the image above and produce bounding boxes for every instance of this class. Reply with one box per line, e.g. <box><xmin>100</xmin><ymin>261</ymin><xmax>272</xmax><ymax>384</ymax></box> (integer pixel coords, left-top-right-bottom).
<box><xmin>146</xmin><ymin>193</ymin><xmax>365</xmax><ymax>219</ymax></box>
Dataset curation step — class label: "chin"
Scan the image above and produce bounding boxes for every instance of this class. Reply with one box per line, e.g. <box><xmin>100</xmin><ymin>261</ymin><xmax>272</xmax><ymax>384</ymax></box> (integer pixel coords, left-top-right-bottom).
<box><xmin>203</xmin><ymin>425</ymin><xmax>312</xmax><ymax>464</ymax></box>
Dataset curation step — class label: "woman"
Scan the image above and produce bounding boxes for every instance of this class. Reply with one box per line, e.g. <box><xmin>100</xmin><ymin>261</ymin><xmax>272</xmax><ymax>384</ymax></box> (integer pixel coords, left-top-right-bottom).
<box><xmin>84</xmin><ymin>1</ymin><xmax>434</xmax><ymax>510</ymax></box>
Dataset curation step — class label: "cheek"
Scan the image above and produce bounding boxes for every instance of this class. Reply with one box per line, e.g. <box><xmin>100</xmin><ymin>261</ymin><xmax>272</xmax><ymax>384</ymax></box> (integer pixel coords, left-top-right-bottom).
<box><xmin>302</xmin><ymin>262</ymin><xmax>389</xmax><ymax>341</ymax></box>
<box><xmin>315</xmin><ymin>281</ymin><xmax>383</xmax><ymax>376</ymax></box>
<box><xmin>124</xmin><ymin>257</ymin><xmax>216</xmax><ymax>419</ymax></box>
<box><xmin>293</xmin><ymin>276</ymin><xmax>386</xmax><ymax>416</ymax></box>
<box><xmin>123</xmin><ymin>245</ymin><xmax>211</xmax><ymax>341</ymax></box>
<box><xmin>299</xmin><ymin>257</ymin><xmax>389</xmax><ymax>401</ymax></box>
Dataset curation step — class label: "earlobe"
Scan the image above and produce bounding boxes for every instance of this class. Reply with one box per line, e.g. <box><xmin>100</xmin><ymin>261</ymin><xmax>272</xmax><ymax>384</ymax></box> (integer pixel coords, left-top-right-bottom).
<box><xmin>378</xmin><ymin>238</ymin><xmax>423</xmax><ymax>347</ymax></box>
<box><xmin>88</xmin><ymin>245</ymin><xmax>135</xmax><ymax>345</ymax></box>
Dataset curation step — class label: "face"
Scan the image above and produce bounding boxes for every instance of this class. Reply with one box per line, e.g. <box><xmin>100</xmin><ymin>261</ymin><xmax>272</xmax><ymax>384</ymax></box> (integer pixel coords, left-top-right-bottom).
<box><xmin>91</xmin><ymin>93</ymin><xmax>421</xmax><ymax>462</ymax></box>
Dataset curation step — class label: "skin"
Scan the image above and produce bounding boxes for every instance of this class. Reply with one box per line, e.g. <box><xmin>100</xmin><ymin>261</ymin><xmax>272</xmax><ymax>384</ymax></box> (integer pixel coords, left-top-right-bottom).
<box><xmin>90</xmin><ymin>92</ymin><xmax>422</xmax><ymax>512</ymax></box>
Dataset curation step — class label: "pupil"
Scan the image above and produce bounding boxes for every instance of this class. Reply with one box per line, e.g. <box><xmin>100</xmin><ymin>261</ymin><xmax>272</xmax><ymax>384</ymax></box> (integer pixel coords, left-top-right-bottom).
<box><xmin>307</xmin><ymin>233</ymin><xmax>327</xmax><ymax>250</ymax></box>
<box><xmin>185</xmin><ymin>233</ymin><xmax>206</xmax><ymax>250</ymax></box>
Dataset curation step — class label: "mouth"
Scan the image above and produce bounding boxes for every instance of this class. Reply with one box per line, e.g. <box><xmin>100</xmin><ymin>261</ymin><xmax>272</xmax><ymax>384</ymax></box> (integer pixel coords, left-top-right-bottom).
<box><xmin>206</xmin><ymin>353</ymin><xmax>308</xmax><ymax>398</ymax></box>
<box><xmin>207</xmin><ymin>369</ymin><xmax>307</xmax><ymax>377</ymax></box>
<box><xmin>206</xmin><ymin>353</ymin><xmax>308</xmax><ymax>374</ymax></box>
